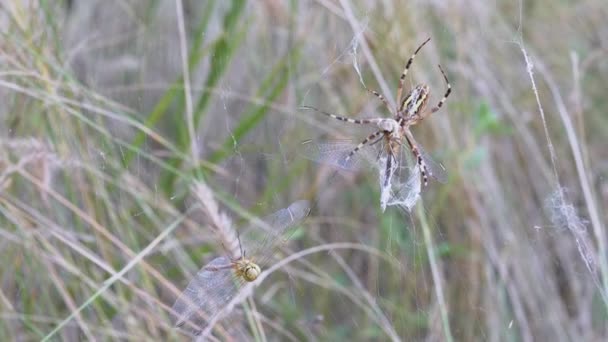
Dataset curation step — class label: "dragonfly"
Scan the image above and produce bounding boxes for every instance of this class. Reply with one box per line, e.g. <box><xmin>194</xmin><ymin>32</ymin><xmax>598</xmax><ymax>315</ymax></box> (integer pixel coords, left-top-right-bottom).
<box><xmin>300</xmin><ymin>38</ymin><xmax>450</xmax><ymax>209</ymax></box>
<box><xmin>171</xmin><ymin>200</ymin><xmax>311</xmax><ymax>335</ymax></box>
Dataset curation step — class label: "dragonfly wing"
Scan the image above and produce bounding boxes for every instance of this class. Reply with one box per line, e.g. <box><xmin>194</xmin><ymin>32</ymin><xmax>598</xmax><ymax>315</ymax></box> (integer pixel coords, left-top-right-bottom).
<box><xmin>418</xmin><ymin>145</ymin><xmax>448</xmax><ymax>184</ymax></box>
<box><xmin>404</xmin><ymin>136</ymin><xmax>448</xmax><ymax>184</ymax></box>
<box><xmin>300</xmin><ymin>140</ymin><xmax>376</xmax><ymax>171</ymax></box>
<box><xmin>171</xmin><ymin>257</ymin><xmax>241</xmax><ymax>335</ymax></box>
<box><xmin>240</xmin><ymin>200</ymin><xmax>311</xmax><ymax>267</ymax></box>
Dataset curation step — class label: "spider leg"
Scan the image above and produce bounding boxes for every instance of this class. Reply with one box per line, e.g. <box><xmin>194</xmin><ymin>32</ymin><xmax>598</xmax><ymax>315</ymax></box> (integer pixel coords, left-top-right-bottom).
<box><xmin>364</xmin><ymin>87</ymin><xmax>392</xmax><ymax>114</ymax></box>
<box><xmin>397</xmin><ymin>116</ymin><xmax>406</xmax><ymax>128</ymax></box>
<box><xmin>403</xmin><ymin>130</ymin><xmax>430</xmax><ymax>186</ymax></box>
<box><xmin>341</xmin><ymin>130</ymin><xmax>385</xmax><ymax>167</ymax></box>
<box><xmin>412</xmin><ymin>145</ymin><xmax>429</xmax><ymax>187</ymax></box>
<box><xmin>429</xmin><ymin>64</ymin><xmax>451</xmax><ymax>114</ymax></box>
<box><xmin>300</xmin><ymin>106</ymin><xmax>381</xmax><ymax>125</ymax></box>
<box><xmin>369</xmin><ymin>134</ymin><xmax>385</xmax><ymax>146</ymax></box>
<box><xmin>396</xmin><ymin>38</ymin><xmax>431</xmax><ymax>106</ymax></box>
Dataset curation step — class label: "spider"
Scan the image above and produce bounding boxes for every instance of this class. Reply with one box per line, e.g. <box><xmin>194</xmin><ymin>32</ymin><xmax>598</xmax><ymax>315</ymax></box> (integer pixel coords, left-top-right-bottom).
<box><xmin>301</xmin><ymin>37</ymin><xmax>451</xmax><ymax>187</ymax></box>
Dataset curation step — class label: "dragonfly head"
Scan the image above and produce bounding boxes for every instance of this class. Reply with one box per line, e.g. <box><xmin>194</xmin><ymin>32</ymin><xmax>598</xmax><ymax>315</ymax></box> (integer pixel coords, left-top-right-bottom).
<box><xmin>236</xmin><ymin>259</ymin><xmax>261</xmax><ymax>282</ymax></box>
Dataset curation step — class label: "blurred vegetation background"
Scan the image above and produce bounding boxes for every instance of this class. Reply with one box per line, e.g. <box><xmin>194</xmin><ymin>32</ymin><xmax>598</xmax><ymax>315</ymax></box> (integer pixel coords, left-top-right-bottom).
<box><xmin>1</xmin><ymin>0</ymin><xmax>607</xmax><ymax>341</ymax></box>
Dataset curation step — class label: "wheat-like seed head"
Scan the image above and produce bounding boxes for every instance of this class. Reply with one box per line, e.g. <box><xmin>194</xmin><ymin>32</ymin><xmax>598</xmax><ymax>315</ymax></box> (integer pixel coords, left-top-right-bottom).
<box><xmin>192</xmin><ymin>181</ymin><xmax>240</xmax><ymax>259</ymax></box>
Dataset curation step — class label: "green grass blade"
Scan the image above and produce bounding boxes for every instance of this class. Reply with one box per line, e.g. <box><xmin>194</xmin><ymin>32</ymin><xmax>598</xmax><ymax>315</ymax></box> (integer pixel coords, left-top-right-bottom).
<box><xmin>122</xmin><ymin>0</ymin><xmax>217</xmax><ymax>167</ymax></box>
<box><xmin>159</xmin><ymin>1</ymin><xmax>246</xmax><ymax>193</ymax></box>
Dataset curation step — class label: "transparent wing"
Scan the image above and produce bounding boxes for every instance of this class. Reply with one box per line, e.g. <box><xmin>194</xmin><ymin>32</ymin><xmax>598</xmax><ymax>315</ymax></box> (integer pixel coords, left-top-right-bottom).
<box><xmin>299</xmin><ymin>139</ymin><xmax>376</xmax><ymax>171</ymax></box>
<box><xmin>405</xmin><ymin>136</ymin><xmax>448</xmax><ymax>184</ymax></box>
<box><xmin>240</xmin><ymin>200</ymin><xmax>311</xmax><ymax>267</ymax></box>
<box><xmin>171</xmin><ymin>257</ymin><xmax>243</xmax><ymax>335</ymax></box>
<box><xmin>418</xmin><ymin>145</ymin><xmax>448</xmax><ymax>184</ymax></box>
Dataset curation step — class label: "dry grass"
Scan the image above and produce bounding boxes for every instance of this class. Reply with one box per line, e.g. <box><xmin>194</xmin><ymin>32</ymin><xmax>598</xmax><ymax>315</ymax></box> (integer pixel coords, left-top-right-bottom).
<box><xmin>1</xmin><ymin>0</ymin><xmax>607</xmax><ymax>341</ymax></box>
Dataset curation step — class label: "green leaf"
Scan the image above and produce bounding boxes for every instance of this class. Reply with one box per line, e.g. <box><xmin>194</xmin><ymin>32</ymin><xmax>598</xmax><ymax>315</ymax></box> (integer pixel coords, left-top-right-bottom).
<box><xmin>473</xmin><ymin>101</ymin><xmax>512</xmax><ymax>138</ymax></box>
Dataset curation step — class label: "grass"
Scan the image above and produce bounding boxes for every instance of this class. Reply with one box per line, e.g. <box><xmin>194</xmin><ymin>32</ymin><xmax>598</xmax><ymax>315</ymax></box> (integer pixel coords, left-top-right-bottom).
<box><xmin>1</xmin><ymin>0</ymin><xmax>607</xmax><ymax>341</ymax></box>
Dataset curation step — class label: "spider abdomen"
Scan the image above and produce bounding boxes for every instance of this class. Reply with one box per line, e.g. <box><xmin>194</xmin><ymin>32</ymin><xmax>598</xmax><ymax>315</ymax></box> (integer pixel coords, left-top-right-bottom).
<box><xmin>400</xmin><ymin>84</ymin><xmax>431</xmax><ymax>124</ymax></box>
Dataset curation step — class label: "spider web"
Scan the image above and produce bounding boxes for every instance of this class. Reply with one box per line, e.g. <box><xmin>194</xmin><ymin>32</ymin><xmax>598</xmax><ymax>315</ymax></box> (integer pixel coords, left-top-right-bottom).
<box><xmin>299</xmin><ymin>137</ymin><xmax>423</xmax><ymax>212</ymax></box>
<box><xmin>376</xmin><ymin>144</ymin><xmax>422</xmax><ymax>212</ymax></box>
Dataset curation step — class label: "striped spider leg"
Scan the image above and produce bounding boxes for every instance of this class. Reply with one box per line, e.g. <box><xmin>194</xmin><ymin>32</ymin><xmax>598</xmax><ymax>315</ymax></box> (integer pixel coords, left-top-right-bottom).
<box><xmin>392</xmin><ymin>38</ymin><xmax>452</xmax><ymax>186</ymax></box>
<box><xmin>299</xmin><ymin>35</ymin><xmax>428</xmax><ymax>165</ymax></box>
<box><xmin>300</xmin><ymin>106</ymin><xmax>402</xmax><ymax>187</ymax></box>
<box><xmin>357</xmin><ymin>37</ymin><xmax>450</xmax><ymax>187</ymax></box>
<box><xmin>398</xmin><ymin>64</ymin><xmax>452</xmax><ymax>125</ymax></box>
<box><xmin>299</xmin><ymin>105</ymin><xmax>390</xmax><ymax>167</ymax></box>
<box><xmin>402</xmin><ymin>128</ymin><xmax>447</xmax><ymax>186</ymax></box>
<box><xmin>395</xmin><ymin>63</ymin><xmax>451</xmax><ymax>186</ymax></box>
<box><xmin>301</xmin><ymin>120</ymin><xmax>406</xmax><ymax>213</ymax></box>
<box><xmin>396</xmin><ymin>37</ymin><xmax>432</xmax><ymax>107</ymax></box>
<box><xmin>301</xmin><ymin>37</ymin><xmax>451</xmax><ymax>206</ymax></box>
